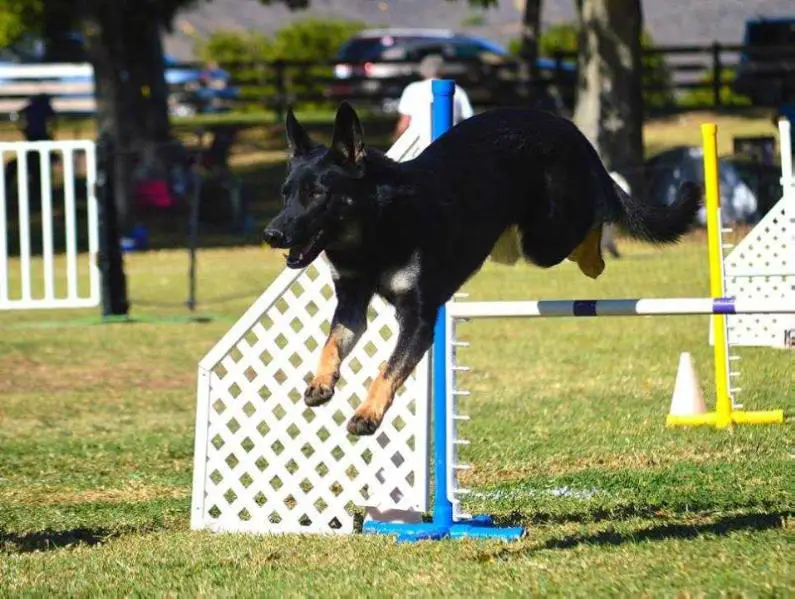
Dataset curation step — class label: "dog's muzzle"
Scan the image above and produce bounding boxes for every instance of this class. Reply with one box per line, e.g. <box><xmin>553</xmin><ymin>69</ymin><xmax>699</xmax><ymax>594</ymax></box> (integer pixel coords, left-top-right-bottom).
<box><xmin>263</xmin><ymin>228</ymin><xmax>288</xmax><ymax>248</ymax></box>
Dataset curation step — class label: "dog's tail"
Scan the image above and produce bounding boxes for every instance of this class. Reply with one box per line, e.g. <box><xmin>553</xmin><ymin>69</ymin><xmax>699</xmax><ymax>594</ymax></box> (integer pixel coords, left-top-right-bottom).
<box><xmin>610</xmin><ymin>179</ymin><xmax>702</xmax><ymax>244</ymax></box>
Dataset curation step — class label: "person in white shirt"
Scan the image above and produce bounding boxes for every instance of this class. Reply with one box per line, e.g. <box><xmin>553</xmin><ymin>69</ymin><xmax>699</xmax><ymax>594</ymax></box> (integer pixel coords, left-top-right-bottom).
<box><xmin>392</xmin><ymin>54</ymin><xmax>474</xmax><ymax>140</ymax></box>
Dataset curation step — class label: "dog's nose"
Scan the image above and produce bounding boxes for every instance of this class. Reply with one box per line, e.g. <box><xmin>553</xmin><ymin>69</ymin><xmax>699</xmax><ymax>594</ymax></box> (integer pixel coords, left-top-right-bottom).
<box><xmin>263</xmin><ymin>228</ymin><xmax>286</xmax><ymax>247</ymax></box>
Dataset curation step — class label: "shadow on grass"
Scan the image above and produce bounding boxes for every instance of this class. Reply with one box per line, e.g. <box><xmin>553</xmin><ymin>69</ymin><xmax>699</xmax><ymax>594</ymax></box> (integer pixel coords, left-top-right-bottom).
<box><xmin>541</xmin><ymin>512</ymin><xmax>786</xmax><ymax>550</ymax></box>
<box><xmin>489</xmin><ymin>498</ymin><xmax>791</xmax><ymax>527</ymax></box>
<box><xmin>1</xmin><ymin>511</ymin><xmax>788</xmax><ymax>555</ymax></box>
<box><xmin>476</xmin><ymin>511</ymin><xmax>788</xmax><ymax>561</ymax></box>
<box><xmin>0</xmin><ymin>525</ymin><xmax>164</xmax><ymax>554</ymax></box>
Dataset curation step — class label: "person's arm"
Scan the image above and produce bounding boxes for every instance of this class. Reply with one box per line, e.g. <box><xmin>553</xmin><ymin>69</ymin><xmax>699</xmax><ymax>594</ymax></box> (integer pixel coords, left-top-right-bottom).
<box><xmin>393</xmin><ymin>114</ymin><xmax>411</xmax><ymax>140</ymax></box>
<box><xmin>458</xmin><ymin>87</ymin><xmax>474</xmax><ymax>120</ymax></box>
<box><xmin>393</xmin><ymin>85</ymin><xmax>414</xmax><ymax>141</ymax></box>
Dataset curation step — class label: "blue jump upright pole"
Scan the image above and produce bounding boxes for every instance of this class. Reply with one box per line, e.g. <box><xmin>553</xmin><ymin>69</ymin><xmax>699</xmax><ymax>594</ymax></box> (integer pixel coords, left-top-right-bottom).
<box><xmin>430</xmin><ymin>79</ymin><xmax>456</xmax><ymax>532</ymax></box>
<box><xmin>363</xmin><ymin>80</ymin><xmax>524</xmax><ymax>543</ymax></box>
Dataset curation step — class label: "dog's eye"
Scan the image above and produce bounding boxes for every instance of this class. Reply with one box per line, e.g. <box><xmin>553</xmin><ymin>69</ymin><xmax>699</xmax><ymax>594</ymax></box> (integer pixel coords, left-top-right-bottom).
<box><xmin>310</xmin><ymin>190</ymin><xmax>325</xmax><ymax>201</ymax></box>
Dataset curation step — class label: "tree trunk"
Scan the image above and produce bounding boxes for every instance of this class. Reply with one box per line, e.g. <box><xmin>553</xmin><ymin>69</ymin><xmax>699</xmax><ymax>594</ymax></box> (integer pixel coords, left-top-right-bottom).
<box><xmin>81</xmin><ymin>0</ymin><xmax>173</xmax><ymax>231</ymax></box>
<box><xmin>124</xmin><ymin>10</ymin><xmax>172</xmax><ymax>177</ymax></box>
<box><xmin>81</xmin><ymin>1</ymin><xmax>136</xmax><ymax>230</ymax></box>
<box><xmin>81</xmin><ymin>4</ymin><xmax>131</xmax><ymax>315</ymax></box>
<box><xmin>41</xmin><ymin>0</ymin><xmax>79</xmax><ymax>61</ymax></box>
<box><xmin>518</xmin><ymin>0</ymin><xmax>542</xmax><ymax>102</ymax></box>
<box><xmin>96</xmin><ymin>131</ymin><xmax>131</xmax><ymax>317</ymax></box>
<box><xmin>573</xmin><ymin>0</ymin><xmax>645</xmax><ymax>200</ymax></box>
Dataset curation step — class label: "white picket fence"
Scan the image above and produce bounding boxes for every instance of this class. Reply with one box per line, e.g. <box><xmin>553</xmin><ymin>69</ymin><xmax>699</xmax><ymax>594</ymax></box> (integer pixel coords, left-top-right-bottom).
<box><xmin>0</xmin><ymin>139</ymin><xmax>100</xmax><ymax>310</ymax></box>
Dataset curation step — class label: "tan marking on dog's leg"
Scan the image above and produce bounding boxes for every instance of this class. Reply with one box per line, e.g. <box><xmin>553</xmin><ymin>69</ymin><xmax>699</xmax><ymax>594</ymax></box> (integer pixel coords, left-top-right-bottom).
<box><xmin>567</xmin><ymin>227</ymin><xmax>605</xmax><ymax>279</ymax></box>
<box><xmin>304</xmin><ymin>327</ymin><xmax>346</xmax><ymax>407</ymax></box>
<box><xmin>314</xmin><ymin>333</ymin><xmax>342</xmax><ymax>386</ymax></box>
<box><xmin>347</xmin><ymin>364</ymin><xmax>403</xmax><ymax>436</ymax></box>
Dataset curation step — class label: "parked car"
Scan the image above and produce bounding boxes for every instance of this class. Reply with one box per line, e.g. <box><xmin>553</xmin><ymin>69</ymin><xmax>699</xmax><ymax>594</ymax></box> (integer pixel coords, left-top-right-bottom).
<box><xmin>645</xmin><ymin>146</ymin><xmax>760</xmax><ymax>226</ymax></box>
<box><xmin>329</xmin><ymin>28</ymin><xmax>575</xmax><ymax>113</ymax></box>
<box><xmin>733</xmin><ymin>17</ymin><xmax>795</xmax><ymax>106</ymax></box>
<box><xmin>164</xmin><ymin>57</ymin><xmax>239</xmax><ymax>117</ymax></box>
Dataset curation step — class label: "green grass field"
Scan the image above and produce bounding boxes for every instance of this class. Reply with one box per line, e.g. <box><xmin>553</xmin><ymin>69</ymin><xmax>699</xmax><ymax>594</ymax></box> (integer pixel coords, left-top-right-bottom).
<box><xmin>1</xmin><ymin>235</ymin><xmax>792</xmax><ymax>597</ymax></box>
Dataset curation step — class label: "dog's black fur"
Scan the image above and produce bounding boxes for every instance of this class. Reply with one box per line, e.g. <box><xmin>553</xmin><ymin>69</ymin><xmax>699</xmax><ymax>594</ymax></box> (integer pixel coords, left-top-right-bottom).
<box><xmin>264</xmin><ymin>102</ymin><xmax>702</xmax><ymax>436</ymax></box>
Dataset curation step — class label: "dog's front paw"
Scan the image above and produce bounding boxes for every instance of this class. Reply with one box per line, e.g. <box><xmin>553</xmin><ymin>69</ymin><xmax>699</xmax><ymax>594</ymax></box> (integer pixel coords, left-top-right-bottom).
<box><xmin>304</xmin><ymin>378</ymin><xmax>336</xmax><ymax>407</ymax></box>
<box><xmin>346</xmin><ymin>413</ymin><xmax>381</xmax><ymax>436</ymax></box>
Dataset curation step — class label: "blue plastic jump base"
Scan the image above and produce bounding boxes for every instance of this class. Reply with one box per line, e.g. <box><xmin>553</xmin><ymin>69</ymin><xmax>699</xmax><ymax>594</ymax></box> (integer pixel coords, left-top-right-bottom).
<box><xmin>363</xmin><ymin>515</ymin><xmax>524</xmax><ymax>543</ymax></box>
<box><xmin>362</xmin><ymin>80</ymin><xmax>525</xmax><ymax>543</ymax></box>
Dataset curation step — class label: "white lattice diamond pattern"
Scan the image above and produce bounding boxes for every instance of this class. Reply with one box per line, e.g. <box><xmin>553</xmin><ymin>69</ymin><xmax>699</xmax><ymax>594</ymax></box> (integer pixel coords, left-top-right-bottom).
<box><xmin>724</xmin><ymin>198</ymin><xmax>795</xmax><ymax>348</ymax></box>
<box><xmin>192</xmin><ymin>258</ymin><xmax>430</xmax><ymax>535</ymax></box>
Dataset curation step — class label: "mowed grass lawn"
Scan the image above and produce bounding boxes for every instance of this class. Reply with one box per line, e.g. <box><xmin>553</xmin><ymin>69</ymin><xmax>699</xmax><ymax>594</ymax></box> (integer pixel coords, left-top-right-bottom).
<box><xmin>1</xmin><ymin>234</ymin><xmax>792</xmax><ymax>597</ymax></box>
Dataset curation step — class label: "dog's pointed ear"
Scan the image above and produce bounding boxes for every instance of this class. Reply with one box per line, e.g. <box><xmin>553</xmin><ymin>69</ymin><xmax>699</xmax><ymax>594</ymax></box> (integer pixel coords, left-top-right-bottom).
<box><xmin>330</xmin><ymin>101</ymin><xmax>366</xmax><ymax>169</ymax></box>
<box><xmin>285</xmin><ymin>107</ymin><xmax>313</xmax><ymax>156</ymax></box>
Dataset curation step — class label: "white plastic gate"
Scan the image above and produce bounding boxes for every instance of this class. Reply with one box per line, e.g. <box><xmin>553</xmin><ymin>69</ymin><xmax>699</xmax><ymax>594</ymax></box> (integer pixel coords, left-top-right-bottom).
<box><xmin>191</xmin><ymin>126</ymin><xmax>433</xmax><ymax>535</ymax></box>
<box><xmin>722</xmin><ymin>119</ymin><xmax>795</xmax><ymax>349</ymax></box>
<box><xmin>0</xmin><ymin>140</ymin><xmax>100</xmax><ymax>310</ymax></box>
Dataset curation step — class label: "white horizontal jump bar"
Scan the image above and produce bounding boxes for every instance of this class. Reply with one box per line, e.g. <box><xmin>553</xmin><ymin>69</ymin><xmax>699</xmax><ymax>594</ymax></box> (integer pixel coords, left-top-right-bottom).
<box><xmin>447</xmin><ymin>298</ymin><xmax>795</xmax><ymax>319</ymax></box>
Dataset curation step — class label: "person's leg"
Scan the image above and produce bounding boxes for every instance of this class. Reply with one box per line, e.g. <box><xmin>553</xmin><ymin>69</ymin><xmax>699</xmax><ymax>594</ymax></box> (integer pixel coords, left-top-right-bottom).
<box><xmin>601</xmin><ymin>223</ymin><xmax>621</xmax><ymax>259</ymax></box>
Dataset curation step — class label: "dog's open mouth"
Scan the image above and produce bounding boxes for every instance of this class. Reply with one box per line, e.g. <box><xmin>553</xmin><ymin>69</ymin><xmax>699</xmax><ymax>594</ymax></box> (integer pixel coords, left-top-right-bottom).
<box><xmin>285</xmin><ymin>229</ymin><xmax>327</xmax><ymax>268</ymax></box>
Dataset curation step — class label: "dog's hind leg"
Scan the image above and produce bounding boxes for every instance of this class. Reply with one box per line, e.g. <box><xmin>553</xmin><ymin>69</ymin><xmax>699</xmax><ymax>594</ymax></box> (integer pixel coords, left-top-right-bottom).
<box><xmin>305</xmin><ymin>278</ymin><xmax>372</xmax><ymax>407</ymax></box>
<box><xmin>516</xmin><ymin>190</ymin><xmax>604</xmax><ymax>277</ymax></box>
<box><xmin>347</xmin><ymin>298</ymin><xmax>436</xmax><ymax>436</ymax></box>
<box><xmin>517</xmin><ymin>220</ymin><xmax>591</xmax><ymax>272</ymax></box>
<box><xmin>566</xmin><ymin>226</ymin><xmax>606</xmax><ymax>279</ymax></box>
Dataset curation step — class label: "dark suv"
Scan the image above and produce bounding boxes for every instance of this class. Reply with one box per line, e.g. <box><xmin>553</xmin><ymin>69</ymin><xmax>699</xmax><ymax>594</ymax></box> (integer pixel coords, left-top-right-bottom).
<box><xmin>733</xmin><ymin>17</ymin><xmax>795</xmax><ymax>106</ymax></box>
<box><xmin>329</xmin><ymin>28</ymin><xmax>513</xmax><ymax>112</ymax></box>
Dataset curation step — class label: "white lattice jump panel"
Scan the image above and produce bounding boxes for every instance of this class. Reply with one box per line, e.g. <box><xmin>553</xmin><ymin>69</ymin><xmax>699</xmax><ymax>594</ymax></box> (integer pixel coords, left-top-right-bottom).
<box><xmin>385</xmin><ymin>124</ymin><xmax>430</xmax><ymax>162</ymax></box>
<box><xmin>192</xmin><ymin>258</ymin><xmax>430</xmax><ymax>535</ymax></box>
<box><xmin>724</xmin><ymin>198</ymin><xmax>795</xmax><ymax>348</ymax></box>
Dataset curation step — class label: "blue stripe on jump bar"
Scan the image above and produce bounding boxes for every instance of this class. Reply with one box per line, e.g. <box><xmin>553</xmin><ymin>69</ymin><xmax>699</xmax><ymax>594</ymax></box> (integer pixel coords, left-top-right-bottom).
<box><xmin>713</xmin><ymin>297</ymin><xmax>736</xmax><ymax>315</ymax></box>
<box><xmin>572</xmin><ymin>300</ymin><xmax>598</xmax><ymax>316</ymax></box>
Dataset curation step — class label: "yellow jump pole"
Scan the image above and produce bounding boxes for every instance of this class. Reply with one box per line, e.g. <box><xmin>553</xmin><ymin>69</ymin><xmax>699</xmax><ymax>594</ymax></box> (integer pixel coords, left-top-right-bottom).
<box><xmin>702</xmin><ymin>123</ymin><xmax>733</xmax><ymax>428</ymax></box>
<box><xmin>667</xmin><ymin>123</ymin><xmax>784</xmax><ymax>428</ymax></box>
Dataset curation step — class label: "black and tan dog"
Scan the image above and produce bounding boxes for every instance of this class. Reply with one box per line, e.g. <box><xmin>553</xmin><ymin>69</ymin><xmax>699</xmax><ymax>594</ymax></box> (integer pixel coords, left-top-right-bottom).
<box><xmin>263</xmin><ymin>102</ymin><xmax>701</xmax><ymax>436</ymax></box>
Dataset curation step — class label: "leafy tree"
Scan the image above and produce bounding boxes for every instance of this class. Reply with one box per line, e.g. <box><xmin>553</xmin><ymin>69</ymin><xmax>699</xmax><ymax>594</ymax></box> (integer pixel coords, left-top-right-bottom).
<box><xmin>198</xmin><ymin>19</ymin><xmax>366</xmax><ymax>109</ymax></box>
<box><xmin>0</xmin><ymin>0</ymin><xmax>43</xmax><ymax>47</ymax></box>
<box><xmin>537</xmin><ymin>22</ymin><xmax>579</xmax><ymax>58</ymax></box>
<box><xmin>196</xmin><ymin>29</ymin><xmax>272</xmax><ymax>105</ymax></box>
<box><xmin>267</xmin><ymin>18</ymin><xmax>368</xmax><ymax>108</ymax></box>
<box><xmin>196</xmin><ymin>29</ymin><xmax>272</xmax><ymax>66</ymax></box>
<box><xmin>268</xmin><ymin>18</ymin><xmax>365</xmax><ymax>61</ymax></box>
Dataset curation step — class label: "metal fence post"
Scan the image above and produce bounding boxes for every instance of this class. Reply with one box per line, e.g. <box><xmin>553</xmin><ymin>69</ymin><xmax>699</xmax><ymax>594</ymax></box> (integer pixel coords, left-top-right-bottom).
<box><xmin>711</xmin><ymin>42</ymin><xmax>722</xmax><ymax>108</ymax></box>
